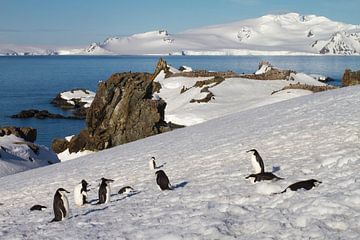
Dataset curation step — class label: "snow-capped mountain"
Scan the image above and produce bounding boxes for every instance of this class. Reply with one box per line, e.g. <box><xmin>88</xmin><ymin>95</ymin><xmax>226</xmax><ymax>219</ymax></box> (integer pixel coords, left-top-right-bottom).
<box><xmin>1</xmin><ymin>13</ymin><xmax>359</xmax><ymax>56</ymax></box>
<box><xmin>78</xmin><ymin>13</ymin><xmax>360</xmax><ymax>56</ymax></box>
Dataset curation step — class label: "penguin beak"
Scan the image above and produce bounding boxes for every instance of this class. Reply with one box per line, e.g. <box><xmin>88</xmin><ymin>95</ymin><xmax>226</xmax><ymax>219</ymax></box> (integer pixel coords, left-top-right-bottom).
<box><xmin>64</xmin><ymin>189</ymin><xmax>70</xmax><ymax>193</ymax></box>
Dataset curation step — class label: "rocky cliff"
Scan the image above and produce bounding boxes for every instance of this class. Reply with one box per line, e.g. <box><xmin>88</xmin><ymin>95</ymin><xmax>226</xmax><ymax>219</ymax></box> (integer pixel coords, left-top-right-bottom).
<box><xmin>342</xmin><ymin>69</ymin><xmax>360</xmax><ymax>86</ymax></box>
<box><xmin>52</xmin><ymin>59</ymin><xmax>175</xmax><ymax>154</ymax></box>
<box><xmin>0</xmin><ymin>126</ymin><xmax>37</xmax><ymax>142</ymax></box>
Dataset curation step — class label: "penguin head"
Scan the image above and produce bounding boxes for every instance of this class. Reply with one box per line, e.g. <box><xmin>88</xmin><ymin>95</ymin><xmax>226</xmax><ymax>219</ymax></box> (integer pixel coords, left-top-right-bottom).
<box><xmin>57</xmin><ymin>188</ymin><xmax>70</xmax><ymax>194</ymax></box>
<box><xmin>155</xmin><ymin>170</ymin><xmax>165</xmax><ymax>176</ymax></box>
<box><xmin>311</xmin><ymin>179</ymin><xmax>322</xmax><ymax>187</ymax></box>
<box><xmin>151</xmin><ymin>156</ymin><xmax>155</xmax><ymax>161</ymax></box>
<box><xmin>81</xmin><ymin>179</ymin><xmax>89</xmax><ymax>188</ymax></box>
<box><xmin>101</xmin><ymin>177</ymin><xmax>114</xmax><ymax>184</ymax></box>
<box><xmin>246</xmin><ymin>149</ymin><xmax>258</xmax><ymax>154</ymax></box>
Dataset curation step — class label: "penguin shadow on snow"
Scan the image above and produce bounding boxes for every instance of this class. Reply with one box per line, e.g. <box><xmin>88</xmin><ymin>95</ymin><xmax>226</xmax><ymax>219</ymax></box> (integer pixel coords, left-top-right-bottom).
<box><xmin>81</xmin><ymin>206</ymin><xmax>109</xmax><ymax>217</ymax></box>
<box><xmin>172</xmin><ymin>181</ymin><xmax>188</xmax><ymax>189</ymax></box>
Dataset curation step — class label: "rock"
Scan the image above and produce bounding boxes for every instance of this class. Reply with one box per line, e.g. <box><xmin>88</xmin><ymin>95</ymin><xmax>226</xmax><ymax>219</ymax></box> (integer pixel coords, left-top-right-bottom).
<box><xmin>11</xmin><ymin>109</ymin><xmax>84</xmax><ymax>120</ymax></box>
<box><xmin>51</xmin><ymin>89</ymin><xmax>95</xmax><ymax>118</ymax></box>
<box><xmin>0</xmin><ymin>126</ymin><xmax>37</xmax><ymax>142</ymax></box>
<box><xmin>51</xmin><ymin>138</ymin><xmax>70</xmax><ymax>154</ymax></box>
<box><xmin>61</xmin><ymin>70</ymin><xmax>175</xmax><ymax>153</ymax></box>
<box><xmin>153</xmin><ymin>58</ymin><xmax>170</xmax><ymax>79</ymax></box>
<box><xmin>342</xmin><ymin>69</ymin><xmax>360</xmax><ymax>86</ymax></box>
<box><xmin>242</xmin><ymin>61</ymin><xmax>294</xmax><ymax>80</ymax></box>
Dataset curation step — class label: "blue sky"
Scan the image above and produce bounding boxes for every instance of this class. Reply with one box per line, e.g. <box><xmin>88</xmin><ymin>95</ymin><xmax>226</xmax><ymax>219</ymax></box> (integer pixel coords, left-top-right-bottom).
<box><xmin>1</xmin><ymin>0</ymin><xmax>359</xmax><ymax>46</ymax></box>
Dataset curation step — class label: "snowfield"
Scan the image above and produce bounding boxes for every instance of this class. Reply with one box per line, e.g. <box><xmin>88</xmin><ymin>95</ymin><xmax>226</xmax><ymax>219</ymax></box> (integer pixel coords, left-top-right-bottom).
<box><xmin>1</xmin><ymin>85</ymin><xmax>360</xmax><ymax>239</ymax></box>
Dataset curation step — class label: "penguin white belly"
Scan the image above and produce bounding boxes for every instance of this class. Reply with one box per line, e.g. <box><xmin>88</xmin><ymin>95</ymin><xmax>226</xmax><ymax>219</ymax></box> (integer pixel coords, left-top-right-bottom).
<box><xmin>74</xmin><ymin>184</ymin><xmax>83</xmax><ymax>206</ymax></box>
<box><xmin>61</xmin><ymin>195</ymin><xmax>70</xmax><ymax>219</ymax></box>
<box><xmin>251</xmin><ymin>155</ymin><xmax>262</xmax><ymax>174</ymax></box>
<box><xmin>149</xmin><ymin>159</ymin><xmax>155</xmax><ymax>170</ymax></box>
<box><xmin>105</xmin><ymin>185</ymin><xmax>111</xmax><ymax>203</ymax></box>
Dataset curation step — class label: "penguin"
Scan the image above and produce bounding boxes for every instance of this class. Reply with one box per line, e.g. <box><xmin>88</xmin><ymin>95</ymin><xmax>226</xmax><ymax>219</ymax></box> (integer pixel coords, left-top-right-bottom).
<box><xmin>155</xmin><ymin>170</ymin><xmax>172</xmax><ymax>191</ymax></box>
<box><xmin>246</xmin><ymin>149</ymin><xmax>265</xmax><ymax>174</ymax></box>
<box><xmin>74</xmin><ymin>179</ymin><xmax>90</xmax><ymax>207</ymax></box>
<box><xmin>245</xmin><ymin>172</ymin><xmax>283</xmax><ymax>183</ymax></box>
<box><xmin>118</xmin><ymin>186</ymin><xmax>134</xmax><ymax>195</ymax></box>
<box><xmin>51</xmin><ymin>188</ymin><xmax>70</xmax><ymax>222</ymax></box>
<box><xmin>280</xmin><ymin>179</ymin><xmax>322</xmax><ymax>193</ymax></box>
<box><xmin>97</xmin><ymin>178</ymin><xmax>114</xmax><ymax>204</ymax></box>
<box><xmin>30</xmin><ymin>204</ymin><xmax>47</xmax><ymax>211</ymax></box>
<box><xmin>149</xmin><ymin>156</ymin><xmax>156</xmax><ymax>170</ymax></box>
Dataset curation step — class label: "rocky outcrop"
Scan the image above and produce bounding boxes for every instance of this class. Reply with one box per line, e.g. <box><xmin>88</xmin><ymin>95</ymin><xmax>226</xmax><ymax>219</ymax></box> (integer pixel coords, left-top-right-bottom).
<box><xmin>53</xmin><ymin>68</ymin><xmax>176</xmax><ymax>153</ymax></box>
<box><xmin>51</xmin><ymin>138</ymin><xmax>70</xmax><ymax>154</ymax></box>
<box><xmin>51</xmin><ymin>89</ymin><xmax>95</xmax><ymax>118</ymax></box>
<box><xmin>11</xmin><ymin>109</ymin><xmax>84</xmax><ymax>120</ymax></box>
<box><xmin>153</xmin><ymin>58</ymin><xmax>170</xmax><ymax>79</ymax></box>
<box><xmin>242</xmin><ymin>61</ymin><xmax>294</xmax><ymax>80</ymax></box>
<box><xmin>0</xmin><ymin>126</ymin><xmax>37</xmax><ymax>142</ymax></box>
<box><xmin>342</xmin><ymin>69</ymin><xmax>360</xmax><ymax>86</ymax></box>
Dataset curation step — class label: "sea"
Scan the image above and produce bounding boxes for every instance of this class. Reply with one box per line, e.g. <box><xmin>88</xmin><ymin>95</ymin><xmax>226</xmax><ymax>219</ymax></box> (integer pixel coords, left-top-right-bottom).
<box><xmin>0</xmin><ymin>55</ymin><xmax>359</xmax><ymax>147</ymax></box>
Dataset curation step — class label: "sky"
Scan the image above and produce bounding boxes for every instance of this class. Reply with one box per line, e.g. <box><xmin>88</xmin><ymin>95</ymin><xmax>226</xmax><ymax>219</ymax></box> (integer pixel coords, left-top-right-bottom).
<box><xmin>0</xmin><ymin>0</ymin><xmax>359</xmax><ymax>47</ymax></box>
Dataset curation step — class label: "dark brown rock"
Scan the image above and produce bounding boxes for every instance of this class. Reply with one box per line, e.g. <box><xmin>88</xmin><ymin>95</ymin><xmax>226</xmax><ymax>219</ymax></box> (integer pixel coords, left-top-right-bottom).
<box><xmin>51</xmin><ymin>138</ymin><xmax>70</xmax><ymax>154</ymax></box>
<box><xmin>242</xmin><ymin>61</ymin><xmax>294</xmax><ymax>80</ymax></box>
<box><xmin>342</xmin><ymin>69</ymin><xmax>360</xmax><ymax>86</ymax></box>
<box><xmin>153</xmin><ymin>58</ymin><xmax>170</xmax><ymax>79</ymax></box>
<box><xmin>61</xmin><ymin>70</ymin><xmax>175</xmax><ymax>153</ymax></box>
<box><xmin>11</xmin><ymin>109</ymin><xmax>84</xmax><ymax>120</ymax></box>
<box><xmin>0</xmin><ymin>126</ymin><xmax>37</xmax><ymax>142</ymax></box>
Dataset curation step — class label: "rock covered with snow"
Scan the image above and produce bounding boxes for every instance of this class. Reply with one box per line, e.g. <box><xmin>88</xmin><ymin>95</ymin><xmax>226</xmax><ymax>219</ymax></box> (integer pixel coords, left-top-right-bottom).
<box><xmin>51</xmin><ymin>89</ymin><xmax>95</xmax><ymax>109</ymax></box>
<box><xmin>0</xmin><ymin>126</ymin><xmax>37</xmax><ymax>142</ymax></box>
<box><xmin>0</xmin><ymin>134</ymin><xmax>59</xmax><ymax>177</ymax></box>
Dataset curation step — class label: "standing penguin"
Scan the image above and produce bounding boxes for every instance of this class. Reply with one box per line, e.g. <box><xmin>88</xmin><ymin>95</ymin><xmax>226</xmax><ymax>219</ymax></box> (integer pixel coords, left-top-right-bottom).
<box><xmin>149</xmin><ymin>156</ymin><xmax>156</xmax><ymax>170</ymax></box>
<box><xmin>246</xmin><ymin>149</ymin><xmax>265</xmax><ymax>174</ymax></box>
<box><xmin>74</xmin><ymin>179</ymin><xmax>90</xmax><ymax>207</ymax></box>
<box><xmin>97</xmin><ymin>178</ymin><xmax>114</xmax><ymax>204</ymax></box>
<box><xmin>51</xmin><ymin>188</ymin><xmax>70</xmax><ymax>222</ymax></box>
<box><xmin>155</xmin><ymin>170</ymin><xmax>172</xmax><ymax>191</ymax></box>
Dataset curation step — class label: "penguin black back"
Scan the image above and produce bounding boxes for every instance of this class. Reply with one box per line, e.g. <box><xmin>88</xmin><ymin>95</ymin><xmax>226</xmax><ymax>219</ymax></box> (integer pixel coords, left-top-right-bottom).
<box><xmin>281</xmin><ymin>179</ymin><xmax>322</xmax><ymax>193</ymax></box>
<box><xmin>81</xmin><ymin>179</ymin><xmax>89</xmax><ymax>204</ymax></box>
<box><xmin>30</xmin><ymin>204</ymin><xmax>47</xmax><ymax>211</ymax></box>
<box><xmin>245</xmin><ymin>172</ymin><xmax>283</xmax><ymax>182</ymax></box>
<box><xmin>98</xmin><ymin>178</ymin><xmax>114</xmax><ymax>204</ymax></box>
<box><xmin>51</xmin><ymin>188</ymin><xmax>70</xmax><ymax>222</ymax></box>
<box><xmin>155</xmin><ymin>170</ymin><xmax>172</xmax><ymax>190</ymax></box>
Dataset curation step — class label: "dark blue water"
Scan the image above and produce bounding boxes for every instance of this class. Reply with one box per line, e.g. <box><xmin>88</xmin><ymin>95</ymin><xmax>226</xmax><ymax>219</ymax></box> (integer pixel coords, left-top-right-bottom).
<box><xmin>0</xmin><ymin>55</ymin><xmax>359</xmax><ymax>147</ymax></box>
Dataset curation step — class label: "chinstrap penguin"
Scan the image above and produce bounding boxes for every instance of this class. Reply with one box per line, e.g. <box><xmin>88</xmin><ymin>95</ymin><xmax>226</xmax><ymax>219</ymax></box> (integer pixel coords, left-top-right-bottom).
<box><xmin>118</xmin><ymin>186</ymin><xmax>134</xmax><ymax>195</ymax></box>
<box><xmin>149</xmin><ymin>156</ymin><xmax>156</xmax><ymax>170</ymax></box>
<box><xmin>97</xmin><ymin>178</ymin><xmax>114</xmax><ymax>204</ymax></box>
<box><xmin>155</xmin><ymin>170</ymin><xmax>172</xmax><ymax>191</ymax></box>
<box><xmin>246</xmin><ymin>149</ymin><xmax>265</xmax><ymax>174</ymax></box>
<box><xmin>280</xmin><ymin>179</ymin><xmax>322</xmax><ymax>193</ymax></box>
<box><xmin>30</xmin><ymin>204</ymin><xmax>47</xmax><ymax>211</ymax></box>
<box><xmin>74</xmin><ymin>179</ymin><xmax>90</xmax><ymax>206</ymax></box>
<box><xmin>51</xmin><ymin>188</ymin><xmax>70</xmax><ymax>222</ymax></box>
<box><xmin>245</xmin><ymin>172</ymin><xmax>283</xmax><ymax>182</ymax></box>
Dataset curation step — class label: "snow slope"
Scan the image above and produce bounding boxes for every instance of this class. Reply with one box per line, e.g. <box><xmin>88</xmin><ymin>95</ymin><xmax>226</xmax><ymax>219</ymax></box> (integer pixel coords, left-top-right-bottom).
<box><xmin>155</xmin><ymin>69</ymin><xmax>323</xmax><ymax>125</ymax></box>
<box><xmin>0</xmin><ymin>85</ymin><xmax>359</xmax><ymax>239</ymax></box>
<box><xmin>77</xmin><ymin>13</ymin><xmax>360</xmax><ymax>55</ymax></box>
<box><xmin>0</xmin><ymin>135</ymin><xmax>59</xmax><ymax>177</ymax></box>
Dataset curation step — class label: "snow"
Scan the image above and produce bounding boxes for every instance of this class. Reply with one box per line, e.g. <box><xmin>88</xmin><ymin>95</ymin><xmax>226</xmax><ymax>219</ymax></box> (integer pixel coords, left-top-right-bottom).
<box><xmin>0</xmin><ymin>85</ymin><xmax>359</xmax><ymax>239</ymax></box>
<box><xmin>2</xmin><ymin>13</ymin><xmax>359</xmax><ymax>56</ymax></box>
<box><xmin>57</xmin><ymin>149</ymin><xmax>93</xmax><ymax>162</ymax></box>
<box><xmin>60</xmin><ymin>89</ymin><xmax>95</xmax><ymax>108</ymax></box>
<box><xmin>0</xmin><ymin>135</ymin><xmax>59</xmax><ymax>177</ymax></box>
<box><xmin>155</xmin><ymin>72</ymin><xmax>316</xmax><ymax>126</ymax></box>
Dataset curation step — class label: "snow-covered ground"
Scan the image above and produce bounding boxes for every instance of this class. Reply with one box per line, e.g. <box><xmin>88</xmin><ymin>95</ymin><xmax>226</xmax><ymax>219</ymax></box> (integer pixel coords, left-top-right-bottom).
<box><xmin>1</xmin><ymin>13</ymin><xmax>360</xmax><ymax>56</ymax></box>
<box><xmin>0</xmin><ymin>135</ymin><xmax>59</xmax><ymax>177</ymax></box>
<box><xmin>155</xmin><ymin>69</ymin><xmax>324</xmax><ymax>125</ymax></box>
<box><xmin>0</xmin><ymin>84</ymin><xmax>359</xmax><ymax>239</ymax></box>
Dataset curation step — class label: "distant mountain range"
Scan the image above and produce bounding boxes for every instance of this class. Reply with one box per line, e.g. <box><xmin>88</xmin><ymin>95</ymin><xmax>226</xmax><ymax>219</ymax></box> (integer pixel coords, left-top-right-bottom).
<box><xmin>1</xmin><ymin>13</ymin><xmax>359</xmax><ymax>56</ymax></box>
